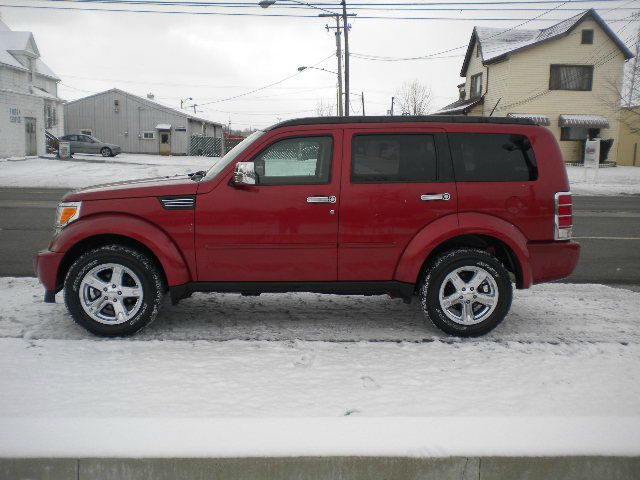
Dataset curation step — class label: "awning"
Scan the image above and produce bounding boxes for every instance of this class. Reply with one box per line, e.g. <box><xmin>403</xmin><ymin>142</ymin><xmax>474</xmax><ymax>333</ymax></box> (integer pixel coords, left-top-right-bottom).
<box><xmin>433</xmin><ymin>96</ymin><xmax>484</xmax><ymax>115</ymax></box>
<box><xmin>507</xmin><ymin>113</ymin><xmax>551</xmax><ymax>126</ymax></box>
<box><xmin>155</xmin><ymin>124</ymin><xmax>172</xmax><ymax>130</ymax></box>
<box><xmin>559</xmin><ymin>114</ymin><xmax>609</xmax><ymax>128</ymax></box>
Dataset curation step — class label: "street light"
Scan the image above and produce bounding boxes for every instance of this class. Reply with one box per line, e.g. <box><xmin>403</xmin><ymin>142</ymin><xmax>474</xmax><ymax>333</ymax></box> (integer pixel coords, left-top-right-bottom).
<box><xmin>258</xmin><ymin>0</ymin><xmax>354</xmax><ymax>116</ymax></box>
<box><xmin>298</xmin><ymin>66</ymin><xmax>338</xmax><ymax>75</ymax></box>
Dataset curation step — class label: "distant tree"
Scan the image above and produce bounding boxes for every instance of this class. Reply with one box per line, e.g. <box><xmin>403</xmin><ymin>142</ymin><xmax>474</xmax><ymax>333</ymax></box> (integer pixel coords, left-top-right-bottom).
<box><xmin>315</xmin><ymin>98</ymin><xmax>336</xmax><ymax>117</ymax></box>
<box><xmin>395</xmin><ymin>80</ymin><xmax>432</xmax><ymax>116</ymax></box>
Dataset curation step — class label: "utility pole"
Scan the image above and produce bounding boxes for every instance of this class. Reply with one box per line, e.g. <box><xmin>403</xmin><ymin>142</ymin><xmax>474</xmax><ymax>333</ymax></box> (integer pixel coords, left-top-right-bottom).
<box><xmin>361</xmin><ymin>91</ymin><xmax>365</xmax><ymax>116</ymax></box>
<box><xmin>325</xmin><ymin>16</ymin><xmax>343</xmax><ymax>117</ymax></box>
<box><xmin>627</xmin><ymin>13</ymin><xmax>640</xmax><ymax>106</ymax></box>
<box><xmin>342</xmin><ymin>0</ymin><xmax>350</xmax><ymax>117</ymax></box>
<box><xmin>388</xmin><ymin>96</ymin><xmax>395</xmax><ymax>116</ymax></box>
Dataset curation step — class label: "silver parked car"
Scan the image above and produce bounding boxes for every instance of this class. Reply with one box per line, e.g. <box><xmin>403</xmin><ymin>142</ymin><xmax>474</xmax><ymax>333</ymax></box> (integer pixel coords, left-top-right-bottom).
<box><xmin>59</xmin><ymin>134</ymin><xmax>121</xmax><ymax>157</ymax></box>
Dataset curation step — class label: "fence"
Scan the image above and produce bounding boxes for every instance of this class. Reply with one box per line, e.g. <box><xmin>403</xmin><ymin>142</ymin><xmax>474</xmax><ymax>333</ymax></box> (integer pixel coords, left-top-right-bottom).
<box><xmin>190</xmin><ymin>136</ymin><xmax>223</xmax><ymax>157</ymax></box>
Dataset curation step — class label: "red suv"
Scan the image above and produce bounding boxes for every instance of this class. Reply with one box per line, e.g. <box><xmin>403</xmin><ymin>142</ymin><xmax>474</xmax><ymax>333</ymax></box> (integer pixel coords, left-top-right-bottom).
<box><xmin>35</xmin><ymin>116</ymin><xmax>579</xmax><ymax>337</ymax></box>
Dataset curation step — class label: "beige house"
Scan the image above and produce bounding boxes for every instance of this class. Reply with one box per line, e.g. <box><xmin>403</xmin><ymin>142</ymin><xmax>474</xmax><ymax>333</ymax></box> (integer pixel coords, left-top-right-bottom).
<box><xmin>436</xmin><ymin>9</ymin><xmax>634</xmax><ymax>164</ymax></box>
<box><xmin>617</xmin><ymin>106</ymin><xmax>640</xmax><ymax>166</ymax></box>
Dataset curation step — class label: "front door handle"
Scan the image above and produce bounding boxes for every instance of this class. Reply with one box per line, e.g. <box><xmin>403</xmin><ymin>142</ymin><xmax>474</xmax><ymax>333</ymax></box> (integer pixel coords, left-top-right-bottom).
<box><xmin>420</xmin><ymin>193</ymin><xmax>451</xmax><ymax>201</ymax></box>
<box><xmin>307</xmin><ymin>195</ymin><xmax>337</xmax><ymax>204</ymax></box>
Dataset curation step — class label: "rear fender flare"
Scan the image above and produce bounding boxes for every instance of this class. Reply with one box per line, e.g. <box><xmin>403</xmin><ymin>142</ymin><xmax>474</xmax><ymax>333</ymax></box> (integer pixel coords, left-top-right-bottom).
<box><xmin>394</xmin><ymin>213</ymin><xmax>532</xmax><ymax>288</ymax></box>
<box><xmin>50</xmin><ymin>213</ymin><xmax>192</xmax><ymax>286</ymax></box>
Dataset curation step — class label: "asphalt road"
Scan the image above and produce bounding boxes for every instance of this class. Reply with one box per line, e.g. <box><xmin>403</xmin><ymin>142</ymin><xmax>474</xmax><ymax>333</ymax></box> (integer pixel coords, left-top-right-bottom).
<box><xmin>0</xmin><ymin>188</ymin><xmax>638</xmax><ymax>286</ymax></box>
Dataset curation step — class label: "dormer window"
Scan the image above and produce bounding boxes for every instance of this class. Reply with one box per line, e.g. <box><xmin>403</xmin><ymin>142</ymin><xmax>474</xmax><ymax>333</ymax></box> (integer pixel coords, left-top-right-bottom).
<box><xmin>581</xmin><ymin>29</ymin><xmax>594</xmax><ymax>44</ymax></box>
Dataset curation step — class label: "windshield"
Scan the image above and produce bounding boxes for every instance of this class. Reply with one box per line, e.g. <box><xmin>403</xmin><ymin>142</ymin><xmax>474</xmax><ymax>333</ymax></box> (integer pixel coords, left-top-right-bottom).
<box><xmin>204</xmin><ymin>130</ymin><xmax>266</xmax><ymax>181</ymax></box>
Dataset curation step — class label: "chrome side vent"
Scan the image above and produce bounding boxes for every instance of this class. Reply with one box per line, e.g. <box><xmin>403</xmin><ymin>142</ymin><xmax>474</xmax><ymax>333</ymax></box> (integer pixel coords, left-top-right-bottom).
<box><xmin>160</xmin><ymin>196</ymin><xmax>196</xmax><ymax>210</ymax></box>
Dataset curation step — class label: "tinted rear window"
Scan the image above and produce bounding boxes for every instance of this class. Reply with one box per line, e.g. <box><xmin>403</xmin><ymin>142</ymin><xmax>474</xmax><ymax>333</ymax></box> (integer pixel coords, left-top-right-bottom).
<box><xmin>352</xmin><ymin>134</ymin><xmax>437</xmax><ymax>183</ymax></box>
<box><xmin>449</xmin><ymin>133</ymin><xmax>538</xmax><ymax>182</ymax></box>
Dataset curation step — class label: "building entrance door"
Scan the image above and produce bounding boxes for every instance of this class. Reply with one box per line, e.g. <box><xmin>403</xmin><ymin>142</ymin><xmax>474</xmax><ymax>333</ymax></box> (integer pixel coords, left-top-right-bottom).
<box><xmin>25</xmin><ymin>117</ymin><xmax>37</xmax><ymax>156</ymax></box>
<box><xmin>159</xmin><ymin>131</ymin><xmax>171</xmax><ymax>155</ymax></box>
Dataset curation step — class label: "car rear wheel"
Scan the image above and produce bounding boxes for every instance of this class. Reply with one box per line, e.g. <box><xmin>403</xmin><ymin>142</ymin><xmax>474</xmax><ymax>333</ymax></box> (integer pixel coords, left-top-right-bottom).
<box><xmin>420</xmin><ymin>248</ymin><xmax>512</xmax><ymax>337</ymax></box>
<box><xmin>101</xmin><ymin>147</ymin><xmax>112</xmax><ymax>157</ymax></box>
<box><xmin>64</xmin><ymin>245</ymin><xmax>164</xmax><ymax>336</ymax></box>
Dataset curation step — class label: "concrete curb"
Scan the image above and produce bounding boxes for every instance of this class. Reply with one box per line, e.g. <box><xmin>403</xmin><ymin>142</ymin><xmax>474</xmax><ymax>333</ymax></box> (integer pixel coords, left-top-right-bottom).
<box><xmin>2</xmin><ymin>457</ymin><xmax>639</xmax><ymax>480</ymax></box>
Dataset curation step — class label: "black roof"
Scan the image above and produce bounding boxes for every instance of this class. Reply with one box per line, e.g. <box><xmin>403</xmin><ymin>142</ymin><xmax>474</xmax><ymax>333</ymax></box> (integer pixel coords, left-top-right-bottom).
<box><xmin>266</xmin><ymin>115</ymin><xmax>536</xmax><ymax>131</ymax></box>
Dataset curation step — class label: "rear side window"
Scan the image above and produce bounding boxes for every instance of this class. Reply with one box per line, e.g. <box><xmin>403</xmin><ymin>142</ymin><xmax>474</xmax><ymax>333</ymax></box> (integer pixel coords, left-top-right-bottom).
<box><xmin>352</xmin><ymin>134</ymin><xmax>437</xmax><ymax>183</ymax></box>
<box><xmin>253</xmin><ymin>136</ymin><xmax>333</xmax><ymax>185</ymax></box>
<box><xmin>448</xmin><ymin>133</ymin><xmax>538</xmax><ymax>182</ymax></box>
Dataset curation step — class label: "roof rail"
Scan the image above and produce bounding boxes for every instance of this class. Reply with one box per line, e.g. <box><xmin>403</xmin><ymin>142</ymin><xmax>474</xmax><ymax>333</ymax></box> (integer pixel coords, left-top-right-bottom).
<box><xmin>266</xmin><ymin>115</ymin><xmax>536</xmax><ymax>131</ymax></box>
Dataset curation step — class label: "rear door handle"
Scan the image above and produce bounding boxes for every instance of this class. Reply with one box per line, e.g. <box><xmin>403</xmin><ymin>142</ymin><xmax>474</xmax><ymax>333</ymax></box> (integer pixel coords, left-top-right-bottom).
<box><xmin>420</xmin><ymin>193</ymin><xmax>451</xmax><ymax>201</ymax></box>
<box><xmin>307</xmin><ymin>196</ymin><xmax>337</xmax><ymax>204</ymax></box>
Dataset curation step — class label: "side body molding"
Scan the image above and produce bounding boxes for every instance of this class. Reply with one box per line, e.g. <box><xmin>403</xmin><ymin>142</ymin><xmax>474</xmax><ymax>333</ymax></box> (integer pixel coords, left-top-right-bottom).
<box><xmin>393</xmin><ymin>213</ymin><xmax>533</xmax><ymax>288</ymax></box>
<box><xmin>49</xmin><ymin>213</ymin><xmax>193</xmax><ymax>286</ymax></box>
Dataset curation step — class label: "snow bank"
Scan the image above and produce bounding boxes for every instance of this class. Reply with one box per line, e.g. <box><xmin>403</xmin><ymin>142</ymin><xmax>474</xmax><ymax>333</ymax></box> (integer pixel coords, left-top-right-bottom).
<box><xmin>0</xmin><ymin>278</ymin><xmax>639</xmax><ymax>456</ymax></box>
<box><xmin>0</xmin><ymin>154</ymin><xmax>218</xmax><ymax>189</ymax></box>
<box><xmin>568</xmin><ymin>166</ymin><xmax>640</xmax><ymax>196</ymax></box>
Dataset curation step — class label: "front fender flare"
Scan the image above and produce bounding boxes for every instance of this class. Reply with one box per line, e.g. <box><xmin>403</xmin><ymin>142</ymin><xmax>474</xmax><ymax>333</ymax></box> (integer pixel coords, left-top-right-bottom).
<box><xmin>394</xmin><ymin>213</ymin><xmax>533</xmax><ymax>288</ymax></box>
<box><xmin>50</xmin><ymin>213</ymin><xmax>192</xmax><ymax>286</ymax></box>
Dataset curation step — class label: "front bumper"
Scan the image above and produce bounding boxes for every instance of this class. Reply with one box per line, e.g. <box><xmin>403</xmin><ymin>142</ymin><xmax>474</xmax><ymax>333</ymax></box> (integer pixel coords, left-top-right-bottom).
<box><xmin>528</xmin><ymin>240</ymin><xmax>581</xmax><ymax>285</ymax></box>
<box><xmin>34</xmin><ymin>249</ymin><xmax>65</xmax><ymax>303</ymax></box>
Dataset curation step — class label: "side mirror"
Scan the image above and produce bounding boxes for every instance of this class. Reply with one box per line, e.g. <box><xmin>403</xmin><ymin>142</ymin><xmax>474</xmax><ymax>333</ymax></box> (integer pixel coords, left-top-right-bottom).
<box><xmin>233</xmin><ymin>162</ymin><xmax>256</xmax><ymax>186</ymax></box>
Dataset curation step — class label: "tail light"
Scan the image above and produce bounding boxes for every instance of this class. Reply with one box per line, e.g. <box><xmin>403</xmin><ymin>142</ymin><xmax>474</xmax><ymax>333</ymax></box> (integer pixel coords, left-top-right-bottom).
<box><xmin>554</xmin><ymin>192</ymin><xmax>572</xmax><ymax>240</ymax></box>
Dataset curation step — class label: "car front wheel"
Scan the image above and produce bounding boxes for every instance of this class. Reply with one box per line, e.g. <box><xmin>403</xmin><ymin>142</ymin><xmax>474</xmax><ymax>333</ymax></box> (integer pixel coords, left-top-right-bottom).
<box><xmin>420</xmin><ymin>248</ymin><xmax>513</xmax><ymax>337</ymax></box>
<box><xmin>64</xmin><ymin>245</ymin><xmax>164</xmax><ymax>336</ymax></box>
<box><xmin>101</xmin><ymin>147</ymin><xmax>113</xmax><ymax>157</ymax></box>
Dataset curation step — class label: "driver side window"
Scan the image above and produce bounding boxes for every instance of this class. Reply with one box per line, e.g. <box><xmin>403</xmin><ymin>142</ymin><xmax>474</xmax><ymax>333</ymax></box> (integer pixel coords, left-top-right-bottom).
<box><xmin>253</xmin><ymin>136</ymin><xmax>333</xmax><ymax>185</ymax></box>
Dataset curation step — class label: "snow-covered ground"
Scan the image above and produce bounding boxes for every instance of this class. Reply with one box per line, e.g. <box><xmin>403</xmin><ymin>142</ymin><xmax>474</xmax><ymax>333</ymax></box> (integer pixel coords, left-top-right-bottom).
<box><xmin>0</xmin><ymin>277</ymin><xmax>639</xmax><ymax>456</ymax></box>
<box><xmin>0</xmin><ymin>154</ymin><xmax>218</xmax><ymax>189</ymax></box>
<box><xmin>1</xmin><ymin>155</ymin><xmax>639</xmax><ymax>195</ymax></box>
<box><xmin>568</xmin><ymin>165</ymin><xmax>640</xmax><ymax>196</ymax></box>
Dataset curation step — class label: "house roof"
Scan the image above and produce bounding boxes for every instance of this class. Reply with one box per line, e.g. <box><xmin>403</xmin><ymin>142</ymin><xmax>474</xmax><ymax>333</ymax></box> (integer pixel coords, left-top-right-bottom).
<box><xmin>461</xmin><ymin>9</ymin><xmax>634</xmax><ymax>76</ymax></box>
<box><xmin>432</xmin><ymin>96</ymin><xmax>485</xmax><ymax>115</ymax></box>
<box><xmin>65</xmin><ymin>88</ymin><xmax>223</xmax><ymax>127</ymax></box>
<box><xmin>0</xmin><ymin>21</ymin><xmax>60</xmax><ymax>80</ymax></box>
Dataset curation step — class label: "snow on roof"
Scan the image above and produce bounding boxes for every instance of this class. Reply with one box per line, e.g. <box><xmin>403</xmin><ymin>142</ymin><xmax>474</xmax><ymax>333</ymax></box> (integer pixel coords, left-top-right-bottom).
<box><xmin>461</xmin><ymin>9</ymin><xmax>634</xmax><ymax>76</ymax></box>
<box><xmin>0</xmin><ymin>21</ymin><xmax>59</xmax><ymax>80</ymax></box>
<box><xmin>34</xmin><ymin>58</ymin><xmax>60</xmax><ymax>80</ymax></box>
<box><xmin>155</xmin><ymin>124</ymin><xmax>172</xmax><ymax>130</ymax></box>
<box><xmin>559</xmin><ymin>114</ymin><xmax>609</xmax><ymax>128</ymax></box>
<box><xmin>507</xmin><ymin>113</ymin><xmax>551</xmax><ymax>126</ymax></box>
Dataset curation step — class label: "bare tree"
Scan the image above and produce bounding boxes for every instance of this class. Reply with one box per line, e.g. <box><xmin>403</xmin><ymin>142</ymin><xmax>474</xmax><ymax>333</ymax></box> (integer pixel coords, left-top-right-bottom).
<box><xmin>395</xmin><ymin>80</ymin><xmax>432</xmax><ymax>115</ymax></box>
<box><xmin>315</xmin><ymin>99</ymin><xmax>335</xmax><ymax>117</ymax></box>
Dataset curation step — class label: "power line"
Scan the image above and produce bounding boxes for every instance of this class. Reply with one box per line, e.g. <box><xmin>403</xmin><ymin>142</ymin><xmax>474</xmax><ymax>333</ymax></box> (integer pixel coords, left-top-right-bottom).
<box><xmin>197</xmin><ymin>53</ymin><xmax>334</xmax><ymax>106</ymax></box>
<box><xmin>1</xmin><ymin>1</ymin><xmax>634</xmax><ymax>20</ymax></box>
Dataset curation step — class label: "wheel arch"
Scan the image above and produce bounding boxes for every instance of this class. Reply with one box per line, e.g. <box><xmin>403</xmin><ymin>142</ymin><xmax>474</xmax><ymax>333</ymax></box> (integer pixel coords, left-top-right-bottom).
<box><xmin>394</xmin><ymin>213</ymin><xmax>532</xmax><ymax>289</ymax></box>
<box><xmin>51</xmin><ymin>213</ymin><xmax>193</xmax><ymax>291</ymax></box>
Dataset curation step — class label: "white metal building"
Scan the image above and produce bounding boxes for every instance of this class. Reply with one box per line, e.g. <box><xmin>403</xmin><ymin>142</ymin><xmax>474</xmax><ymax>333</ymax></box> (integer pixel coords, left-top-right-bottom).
<box><xmin>0</xmin><ymin>19</ymin><xmax>64</xmax><ymax>158</ymax></box>
<box><xmin>64</xmin><ymin>88</ymin><xmax>224</xmax><ymax>156</ymax></box>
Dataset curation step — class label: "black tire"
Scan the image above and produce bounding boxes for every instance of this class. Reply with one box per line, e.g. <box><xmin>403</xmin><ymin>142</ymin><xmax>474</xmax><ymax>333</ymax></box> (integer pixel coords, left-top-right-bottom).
<box><xmin>420</xmin><ymin>248</ymin><xmax>512</xmax><ymax>337</ymax></box>
<box><xmin>64</xmin><ymin>245</ymin><xmax>164</xmax><ymax>337</ymax></box>
<box><xmin>101</xmin><ymin>147</ymin><xmax>112</xmax><ymax>157</ymax></box>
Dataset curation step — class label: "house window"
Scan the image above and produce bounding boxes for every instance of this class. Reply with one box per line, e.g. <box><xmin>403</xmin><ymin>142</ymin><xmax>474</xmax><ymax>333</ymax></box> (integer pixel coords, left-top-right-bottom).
<box><xmin>470</xmin><ymin>73</ymin><xmax>483</xmax><ymax>98</ymax></box>
<box><xmin>549</xmin><ymin>65</ymin><xmax>593</xmax><ymax>91</ymax></box>
<box><xmin>80</xmin><ymin>129</ymin><xmax>92</xmax><ymax>136</ymax></box>
<box><xmin>476</xmin><ymin>43</ymin><xmax>481</xmax><ymax>58</ymax></box>
<box><xmin>142</xmin><ymin>131</ymin><xmax>156</xmax><ymax>140</ymax></box>
<box><xmin>581</xmin><ymin>29</ymin><xmax>594</xmax><ymax>44</ymax></box>
<box><xmin>44</xmin><ymin>103</ymin><xmax>57</xmax><ymax>129</ymax></box>
<box><xmin>560</xmin><ymin>127</ymin><xmax>599</xmax><ymax>141</ymax></box>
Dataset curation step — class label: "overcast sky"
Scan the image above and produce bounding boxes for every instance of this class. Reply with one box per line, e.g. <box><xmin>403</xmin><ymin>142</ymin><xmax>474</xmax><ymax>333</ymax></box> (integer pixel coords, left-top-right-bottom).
<box><xmin>2</xmin><ymin>0</ymin><xmax>637</xmax><ymax>129</ymax></box>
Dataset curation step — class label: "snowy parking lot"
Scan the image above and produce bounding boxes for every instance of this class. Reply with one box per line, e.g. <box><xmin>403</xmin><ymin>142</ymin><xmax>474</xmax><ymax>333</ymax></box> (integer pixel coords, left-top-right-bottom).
<box><xmin>1</xmin><ymin>277</ymin><xmax>639</xmax><ymax>456</ymax></box>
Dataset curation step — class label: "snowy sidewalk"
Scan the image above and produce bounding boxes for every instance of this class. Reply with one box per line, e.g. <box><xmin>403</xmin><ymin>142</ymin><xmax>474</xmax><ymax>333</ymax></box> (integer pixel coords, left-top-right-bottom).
<box><xmin>0</xmin><ymin>278</ymin><xmax>639</xmax><ymax>457</ymax></box>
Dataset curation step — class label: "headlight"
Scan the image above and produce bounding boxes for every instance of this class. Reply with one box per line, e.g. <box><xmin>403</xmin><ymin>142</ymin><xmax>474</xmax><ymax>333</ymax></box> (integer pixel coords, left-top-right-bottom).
<box><xmin>55</xmin><ymin>202</ymin><xmax>82</xmax><ymax>229</ymax></box>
